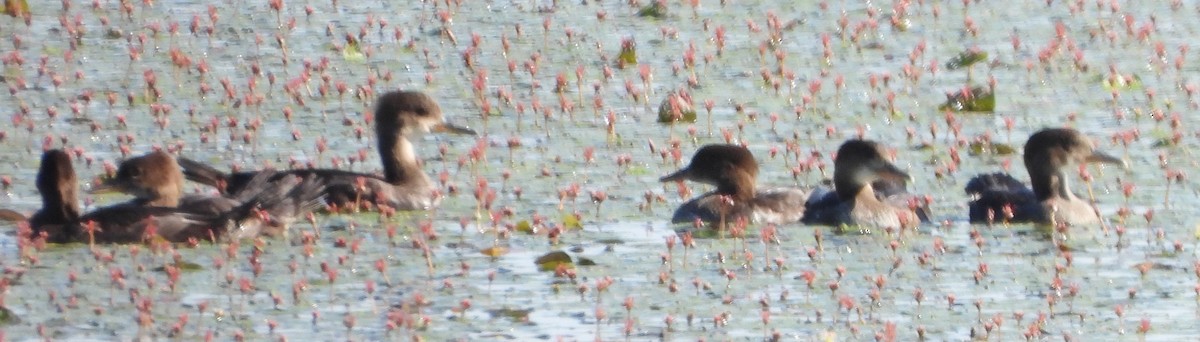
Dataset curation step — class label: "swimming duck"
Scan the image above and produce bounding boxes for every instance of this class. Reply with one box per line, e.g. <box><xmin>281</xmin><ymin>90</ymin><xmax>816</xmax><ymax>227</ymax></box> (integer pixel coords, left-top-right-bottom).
<box><xmin>27</xmin><ymin>150</ymin><xmax>317</xmax><ymax>244</ymax></box>
<box><xmin>966</xmin><ymin>128</ymin><xmax>1126</xmax><ymax>225</ymax></box>
<box><xmin>176</xmin><ymin>90</ymin><xmax>474</xmax><ymax>211</ymax></box>
<box><xmin>801</xmin><ymin>139</ymin><xmax>926</xmax><ymax>229</ymax></box>
<box><xmin>92</xmin><ymin>150</ymin><xmax>326</xmax><ymax>238</ymax></box>
<box><xmin>660</xmin><ymin>144</ymin><xmax>809</xmax><ymax>225</ymax></box>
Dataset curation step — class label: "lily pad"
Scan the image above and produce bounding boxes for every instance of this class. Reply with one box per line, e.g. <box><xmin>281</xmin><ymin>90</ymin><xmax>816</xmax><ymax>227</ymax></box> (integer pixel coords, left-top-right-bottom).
<box><xmin>562</xmin><ymin>213</ymin><xmax>583</xmax><ymax>230</ymax></box>
<box><xmin>534</xmin><ymin>251</ymin><xmax>573</xmax><ymax>271</ymax></box>
<box><xmin>487</xmin><ymin>307</ymin><xmax>533</xmax><ymax>322</ymax></box>
<box><xmin>616</xmin><ymin>38</ymin><xmax>637</xmax><ymax>68</ymax></box>
<box><xmin>1100</xmin><ymin>74</ymin><xmax>1143</xmax><ymax>91</ymax></box>
<box><xmin>945</xmin><ymin>49</ymin><xmax>988</xmax><ymax>70</ymax></box>
<box><xmin>514</xmin><ymin>220</ymin><xmax>534</xmax><ymax>234</ymax></box>
<box><xmin>481</xmin><ymin>246</ymin><xmax>509</xmax><ymax>257</ymax></box>
<box><xmin>938</xmin><ymin>86</ymin><xmax>995</xmax><ymax>112</ymax></box>
<box><xmin>967</xmin><ymin>142</ymin><xmax>1017</xmax><ymax>156</ymax></box>
<box><xmin>657</xmin><ymin>92</ymin><xmax>697</xmax><ymax>123</ymax></box>
<box><xmin>153</xmin><ymin>261</ymin><xmax>204</xmax><ymax>272</ymax></box>
<box><xmin>637</xmin><ymin>1</ymin><xmax>668</xmax><ymax>19</ymax></box>
<box><xmin>0</xmin><ymin>306</ymin><xmax>17</xmax><ymax>324</ymax></box>
<box><xmin>2</xmin><ymin>0</ymin><xmax>29</xmax><ymax>18</ymax></box>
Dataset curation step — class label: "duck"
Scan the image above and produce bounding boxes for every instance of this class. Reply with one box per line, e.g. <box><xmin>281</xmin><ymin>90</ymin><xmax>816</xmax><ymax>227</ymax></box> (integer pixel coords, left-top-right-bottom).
<box><xmin>660</xmin><ymin>144</ymin><xmax>809</xmax><ymax>225</ymax></box>
<box><xmin>801</xmin><ymin>139</ymin><xmax>927</xmax><ymax>229</ymax></box>
<box><xmin>176</xmin><ymin>90</ymin><xmax>475</xmax><ymax>212</ymax></box>
<box><xmin>91</xmin><ymin>150</ymin><xmax>326</xmax><ymax>238</ymax></box>
<box><xmin>966</xmin><ymin>128</ymin><xmax>1126</xmax><ymax>225</ymax></box>
<box><xmin>26</xmin><ymin>149</ymin><xmax>318</xmax><ymax>244</ymax></box>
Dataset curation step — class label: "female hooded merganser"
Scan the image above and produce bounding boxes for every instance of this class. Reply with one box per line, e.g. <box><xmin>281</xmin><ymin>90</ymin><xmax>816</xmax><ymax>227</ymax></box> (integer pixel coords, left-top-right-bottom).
<box><xmin>27</xmin><ymin>150</ymin><xmax>319</xmax><ymax>244</ymax></box>
<box><xmin>176</xmin><ymin>90</ymin><xmax>475</xmax><ymax>211</ymax></box>
<box><xmin>966</xmin><ymin>128</ymin><xmax>1126</xmax><ymax>225</ymax></box>
<box><xmin>801</xmin><ymin>139</ymin><xmax>926</xmax><ymax>229</ymax></box>
<box><xmin>660</xmin><ymin>144</ymin><xmax>809</xmax><ymax>225</ymax></box>
<box><xmin>92</xmin><ymin>150</ymin><xmax>326</xmax><ymax>238</ymax></box>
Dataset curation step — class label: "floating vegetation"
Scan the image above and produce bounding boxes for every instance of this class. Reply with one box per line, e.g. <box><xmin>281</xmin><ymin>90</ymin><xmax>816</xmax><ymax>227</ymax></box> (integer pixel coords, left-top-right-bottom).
<box><xmin>0</xmin><ymin>306</ymin><xmax>16</xmax><ymax>324</ymax></box>
<box><xmin>487</xmin><ymin>308</ymin><xmax>533</xmax><ymax>323</ymax></box>
<box><xmin>616</xmin><ymin>37</ymin><xmax>637</xmax><ymax>69</ymax></box>
<box><xmin>1</xmin><ymin>0</ymin><xmax>29</xmax><ymax>18</ymax></box>
<box><xmin>561</xmin><ymin>213</ymin><xmax>583</xmax><ymax>229</ymax></box>
<box><xmin>967</xmin><ymin>142</ymin><xmax>1017</xmax><ymax>156</ymax></box>
<box><xmin>938</xmin><ymin>86</ymin><xmax>995</xmax><ymax>112</ymax></box>
<box><xmin>481</xmin><ymin>246</ymin><xmax>508</xmax><ymax>257</ymax></box>
<box><xmin>1100</xmin><ymin>73</ymin><xmax>1143</xmax><ymax>91</ymax></box>
<box><xmin>534</xmin><ymin>251</ymin><xmax>574</xmax><ymax>271</ymax></box>
<box><xmin>637</xmin><ymin>1</ymin><xmax>668</xmax><ymax>19</ymax></box>
<box><xmin>657</xmin><ymin>91</ymin><xmax>697</xmax><ymax>123</ymax></box>
<box><xmin>945</xmin><ymin>49</ymin><xmax>988</xmax><ymax>70</ymax></box>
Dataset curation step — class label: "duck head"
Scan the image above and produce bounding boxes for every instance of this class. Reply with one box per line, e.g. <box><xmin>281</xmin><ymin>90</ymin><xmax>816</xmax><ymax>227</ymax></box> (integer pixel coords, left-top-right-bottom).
<box><xmin>1024</xmin><ymin>128</ymin><xmax>1126</xmax><ymax>200</ymax></box>
<box><xmin>91</xmin><ymin>150</ymin><xmax>185</xmax><ymax>207</ymax></box>
<box><xmin>833</xmin><ymin>140</ymin><xmax>910</xmax><ymax>200</ymax></box>
<box><xmin>660</xmin><ymin>144</ymin><xmax>759</xmax><ymax>200</ymax></box>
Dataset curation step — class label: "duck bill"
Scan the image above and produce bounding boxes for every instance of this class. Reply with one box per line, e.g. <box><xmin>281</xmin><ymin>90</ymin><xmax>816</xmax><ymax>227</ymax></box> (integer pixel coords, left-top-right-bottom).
<box><xmin>1086</xmin><ymin>150</ymin><xmax>1127</xmax><ymax>169</ymax></box>
<box><xmin>88</xmin><ymin>178</ymin><xmax>125</xmax><ymax>194</ymax></box>
<box><xmin>431</xmin><ymin>122</ymin><xmax>477</xmax><ymax>135</ymax></box>
<box><xmin>660</xmin><ymin>168</ymin><xmax>691</xmax><ymax>183</ymax></box>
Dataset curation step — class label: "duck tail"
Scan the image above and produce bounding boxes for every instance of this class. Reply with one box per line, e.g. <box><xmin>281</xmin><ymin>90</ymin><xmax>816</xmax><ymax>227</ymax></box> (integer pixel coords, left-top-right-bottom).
<box><xmin>176</xmin><ymin>157</ymin><xmax>231</xmax><ymax>194</ymax></box>
<box><xmin>224</xmin><ymin>172</ymin><xmax>326</xmax><ymax>238</ymax></box>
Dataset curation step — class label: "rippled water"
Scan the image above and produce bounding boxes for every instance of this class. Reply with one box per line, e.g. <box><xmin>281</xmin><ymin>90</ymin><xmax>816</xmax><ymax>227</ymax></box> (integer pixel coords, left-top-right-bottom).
<box><xmin>0</xmin><ymin>0</ymin><xmax>1198</xmax><ymax>340</ymax></box>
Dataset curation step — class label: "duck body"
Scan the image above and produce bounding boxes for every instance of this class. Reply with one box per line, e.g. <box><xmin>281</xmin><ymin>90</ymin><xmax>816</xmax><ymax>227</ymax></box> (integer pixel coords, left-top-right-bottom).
<box><xmin>663</xmin><ymin>141</ymin><xmax>926</xmax><ymax>229</ymax></box>
<box><xmin>29</xmin><ymin>150</ymin><xmax>231</xmax><ymax>244</ymax></box>
<box><xmin>96</xmin><ymin>151</ymin><xmax>327</xmax><ymax>239</ymax></box>
<box><xmin>799</xmin><ymin>140</ymin><xmax>926</xmax><ymax>229</ymax></box>
<box><xmin>668</xmin><ymin>187</ymin><xmax>809</xmax><ymax>225</ymax></box>
<box><xmin>662</xmin><ymin>145</ymin><xmax>809</xmax><ymax>225</ymax></box>
<box><xmin>176</xmin><ymin>90</ymin><xmax>472</xmax><ymax>211</ymax></box>
<box><xmin>966</xmin><ymin>128</ymin><xmax>1125</xmax><ymax>226</ymax></box>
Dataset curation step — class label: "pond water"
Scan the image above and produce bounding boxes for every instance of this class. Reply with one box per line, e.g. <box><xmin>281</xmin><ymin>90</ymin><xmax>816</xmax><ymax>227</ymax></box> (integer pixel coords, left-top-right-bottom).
<box><xmin>0</xmin><ymin>0</ymin><xmax>1198</xmax><ymax>340</ymax></box>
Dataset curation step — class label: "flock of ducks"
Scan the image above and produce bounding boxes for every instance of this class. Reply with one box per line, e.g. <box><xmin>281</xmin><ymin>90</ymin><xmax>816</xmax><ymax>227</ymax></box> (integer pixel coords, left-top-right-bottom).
<box><xmin>8</xmin><ymin>89</ymin><xmax>1126</xmax><ymax>244</ymax></box>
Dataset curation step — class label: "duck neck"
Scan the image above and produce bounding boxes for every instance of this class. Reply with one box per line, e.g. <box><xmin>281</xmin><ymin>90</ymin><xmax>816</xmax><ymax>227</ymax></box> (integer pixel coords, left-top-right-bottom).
<box><xmin>1029</xmin><ymin>166</ymin><xmax>1073</xmax><ymax>201</ymax></box>
<box><xmin>378</xmin><ymin>129</ymin><xmax>427</xmax><ymax>186</ymax></box>
<box><xmin>42</xmin><ymin>185</ymin><xmax>81</xmax><ymax>223</ymax></box>
<box><xmin>834</xmin><ymin>171</ymin><xmax>865</xmax><ymax>201</ymax></box>
<box><xmin>852</xmin><ymin>183</ymin><xmax>883</xmax><ymax>206</ymax></box>
<box><xmin>715</xmin><ymin>169</ymin><xmax>756</xmax><ymax>201</ymax></box>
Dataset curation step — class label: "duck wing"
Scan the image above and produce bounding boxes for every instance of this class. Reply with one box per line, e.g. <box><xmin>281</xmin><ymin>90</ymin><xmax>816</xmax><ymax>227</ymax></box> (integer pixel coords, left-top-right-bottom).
<box><xmin>965</xmin><ymin>172</ymin><xmax>1037</xmax><ymax>223</ymax></box>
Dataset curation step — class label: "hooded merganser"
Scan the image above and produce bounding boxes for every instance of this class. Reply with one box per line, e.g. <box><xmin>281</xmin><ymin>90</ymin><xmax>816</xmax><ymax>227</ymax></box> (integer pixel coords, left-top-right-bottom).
<box><xmin>92</xmin><ymin>150</ymin><xmax>326</xmax><ymax>238</ymax></box>
<box><xmin>27</xmin><ymin>149</ymin><xmax>318</xmax><ymax>244</ymax></box>
<box><xmin>660</xmin><ymin>144</ymin><xmax>810</xmax><ymax>225</ymax></box>
<box><xmin>966</xmin><ymin>128</ymin><xmax>1126</xmax><ymax>225</ymax></box>
<box><xmin>801</xmin><ymin>139</ymin><xmax>926</xmax><ymax>229</ymax></box>
<box><xmin>176</xmin><ymin>90</ymin><xmax>475</xmax><ymax>211</ymax></box>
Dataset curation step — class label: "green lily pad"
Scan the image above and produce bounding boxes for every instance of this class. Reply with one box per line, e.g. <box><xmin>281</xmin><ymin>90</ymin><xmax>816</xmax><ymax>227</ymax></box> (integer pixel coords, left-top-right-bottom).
<box><xmin>657</xmin><ymin>92</ymin><xmax>698</xmax><ymax>123</ymax></box>
<box><xmin>967</xmin><ymin>142</ymin><xmax>1017</xmax><ymax>156</ymax></box>
<box><xmin>945</xmin><ymin>49</ymin><xmax>988</xmax><ymax>70</ymax></box>
<box><xmin>487</xmin><ymin>307</ymin><xmax>533</xmax><ymax>322</ymax></box>
<box><xmin>0</xmin><ymin>306</ymin><xmax>17</xmax><ymax>324</ymax></box>
<box><xmin>637</xmin><ymin>2</ymin><xmax>668</xmax><ymax>18</ymax></box>
<box><xmin>1100</xmin><ymin>74</ymin><xmax>1143</xmax><ymax>91</ymax></box>
<box><xmin>617</xmin><ymin>39</ymin><xmax>637</xmax><ymax>68</ymax></box>
<box><xmin>535</xmin><ymin>251</ymin><xmax>573</xmax><ymax>272</ymax></box>
<box><xmin>938</xmin><ymin>86</ymin><xmax>995</xmax><ymax>112</ymax></box>
<box><xmin>562</xmin><ymin>214</ymin><xmax>583</xmax><ymax>230</ymax></box>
